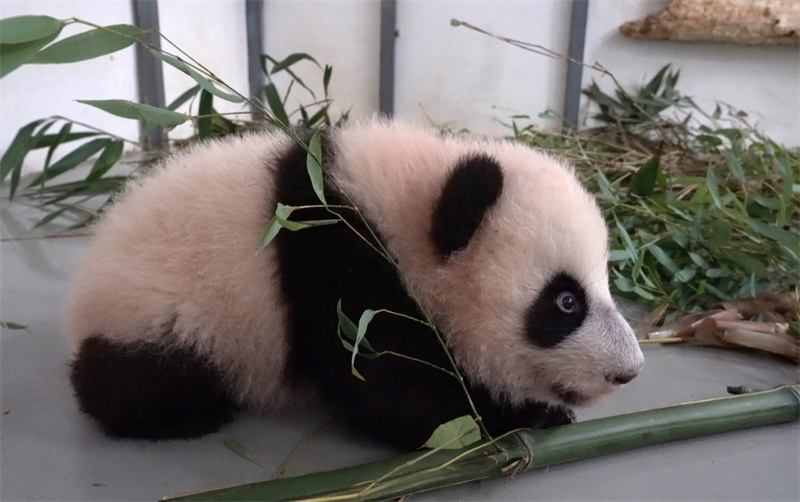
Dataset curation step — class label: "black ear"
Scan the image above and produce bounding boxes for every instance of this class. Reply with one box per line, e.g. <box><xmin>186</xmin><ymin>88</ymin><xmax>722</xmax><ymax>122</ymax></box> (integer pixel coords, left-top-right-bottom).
<box><xmin>431</xmin><ymin>154</ymin><xmax>504</xmax><ymax>257</ymax></box>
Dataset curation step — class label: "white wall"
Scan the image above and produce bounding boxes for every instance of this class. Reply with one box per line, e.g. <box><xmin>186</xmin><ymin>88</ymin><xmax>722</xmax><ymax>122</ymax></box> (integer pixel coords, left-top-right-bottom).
<box><xmin>2</xmin><ymin>0</ymin><xmax>798</xmax><ymax>175</ymax></box>
<box><xmin>394</xmin><ymin>1</ymin><xmax>571</xmax><ymax>134</ymax></box>
<box><xmin>0</xmin><ymin>0</ymin><xmax>139</xmax><ymax>170</ymax></box>
<box><xmin>261</xmin><ymin>0</ymin><xmax>381</xmax><ymax>119</ymax></box>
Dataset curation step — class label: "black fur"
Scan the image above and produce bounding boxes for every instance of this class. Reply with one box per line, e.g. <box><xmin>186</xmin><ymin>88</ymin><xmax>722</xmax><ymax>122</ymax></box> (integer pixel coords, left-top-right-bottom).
<box><xmin>431</xmin><ymin>154</ymin><xmax>504</xmax><ymax>257</ymax></box>
<box><xmin>70</xmin><ymin>335</ymin><xmax>237</xmax><ymax>439</ymax></box>
<box><xmin>526</xmin><ymin>273</ymin><xmax>587</xmax><ymax>348</ymax></box>
<box><xmin>276</xmin><ymin>140</ymin><xmax>571</xmax><ymax>449</ymax></box>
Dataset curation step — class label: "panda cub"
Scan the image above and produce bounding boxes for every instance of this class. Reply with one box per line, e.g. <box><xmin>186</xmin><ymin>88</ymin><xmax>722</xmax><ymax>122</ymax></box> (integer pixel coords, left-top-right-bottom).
<box><xmin>66</xmin><ymin>119</ymin><xmax>644</xmax><ymax>448</ymax></box>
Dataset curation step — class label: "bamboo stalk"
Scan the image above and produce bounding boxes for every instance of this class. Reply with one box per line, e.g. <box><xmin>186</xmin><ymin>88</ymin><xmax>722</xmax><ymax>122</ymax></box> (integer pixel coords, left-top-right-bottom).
<box><xmin>164</xmin><ymin>385</ymin><xmax>800</xmax><ymax>502</ymax></box>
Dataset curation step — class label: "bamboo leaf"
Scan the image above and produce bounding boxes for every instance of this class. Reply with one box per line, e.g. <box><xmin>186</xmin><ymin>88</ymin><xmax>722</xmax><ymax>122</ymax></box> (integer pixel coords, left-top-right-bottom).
<box><xmin>32</xmin><ymin>131</ymin><xmax>99</xmax><ymax>149</ymax></box>
<box><xmin>305</xmin><ymin>106</ymin><xmax>330</xmax><ymax>128</ymax></box>
<box><xmin>667</xmin><ymin>226</ymin><xmax>689</xmax><ymax>248</ymax></box>
<box><xmin>37</xmin><ymin>176</ymin><xmax>128</xmax><ymax>206</ymax></box>
<box><xmin>150</xmin><ymin>50</ymin><xmax>244</xmax><ymax>103</ymax></box>
<box><xmin>744</xmin><ymin>218</ymin><xmax>797</xmax><ymax>246</ymax></box>
<box><xmin>593</xmin><ymin>165</ymin><xmax>618</xmax><ymax>202</ymax></box>
<box><xmin>9</xmin><ymin>121</ymin><xmax>59</xmax><ymax>198</ymax></box>
<box><xmin>687</xmin><ymin>252</ymin><xmax>707</xmax><ymax>268</ymax></box>
<box><xmin>263</xmin><ymin>82</ymin><xmax>290</xmax><ymax>126</ymax></box>
<box><xmin>197</xmin><ymin>90</ymin><xmax>213</xmax><ymax>139</ymax></box>
<box><xmin>32</xmin><ymin>206</ymin><xmax>71</xmax><ymax>229</ymax></box>
<box><xmin>632</xmin><ymin>285</ymin><xmax>656</xmax><ymax>301</ymax></box>
<box><xmin>259</xmin><ymin>57</ymin><xmax>318</xmax><ymax>99</ymax></box>
<box><xmin>706</xmin><ymin>168</ymin><xmax>722</xmax><ymax>209</ymax></box>
<box><xmin>167</xmin><ymin>84</ymin><xmax>201</xmax><ymax>111</ymax></box>
<box><xmin>323</xmin><ymin>65</ymin><xmax>333</xmax><ymax>95</ymax></box>
<box><xmin>1</xmin><ymin>119</ymin><xmax>45</xmax><ymax>185</ymax></box>
<box><xmin>725</xmin><ymin>150</ymin><xmax>745</xmax><ymax>183</ymax></box>
<box><xmin>42</xmin><ymin>122</ymin><xmax>73</xmax><ymax>174</ymax></box>
<box><xmin>0</xmin><ymin>31</ymin><xmax>60</xmax><ymax>79</ymax></box>
<box><xmin>647</xmin><ymin>244</ymin><xmax>679</xmax><ymax>274</ymax></box>
<box><xmin>706</xmin><ymin>268</ymin><xmax>730</xmax><ymax>278</ymax></box>
<box><xmin>223</xmin><ymin>439</ymin><xmax>261</xmax><ymax>467</ymax></box>
<box><xmin>273</xmin><ymin>215</ymin><xmax>307</xmax><ymax>232</ymax></box>
<box><xmin>608</xmin><ymin>250</ymin><xmax>630</xmax><ymax>262</ymax></box>
<box><xmin>697</xmin><ymin>134</ymin><xmax>722</xmax><ymax>147</ymax></box>
<box><xmin>673</xmin><ymin>267</ymin><xmax>696</xmax><ymax>284</ymax></box>
<box><xmin>347</xmin><ymin>309</ymin><xmax>377</xmax><ymax>381</ymax></box>
<box><xmin>86</xmin><ymin>140</ymin><xmax>124</xmax><ymax>181</ymax></box>
<box><xmin>31</xmin><ymin>24</ymin><xmax>144</xmax><ymax>64</ymax></box>
<box><xmin>255</xmin><ymin>204</ymin><xmax>337</xmax><ymax>253</ymax></box>
<box><xmin>423</xmin><ymin>415</ymin><xmax>481</xmax><ymax>450</ymax></box>
<box><xmin>630</xmin><ymin>155</ymin><xmax>661</xmax><ymax>197</ymax></box>
<box><xmin>269</xmin><ymin>52</ymin><xmax>320</xmax><ymax>74</ymax></box>
<box><xmin>336</xmin><ymin>301</ymin><xmax>378</xmax><ymax>381</ymax></box>
<box><xmin>336</xmin><ymin>299</ymin><xmax>359</xmax><ymax>343</ymax></box>
<box><xmin>78</xmin><ymin>99</ymin><xmax>188</xmax><ymax>127</ymax></box>
<box><xmin>27</xmin><ymin>138</ymin><xmax>110</xmax><ymax>187</ymax></box>
<box><xmin>256</xmin><ymin>205</ymin><xmax>298</xmax><ymax>251</ymax></box>
<box><xmin>256</xmin><ymin>214</ymin><xmax>285</xmax><ymax>254</ymax></box>
<box><xmin>723</xmin><ymin>249</ymin><xmax>766</xmax><ymax>275</ymax></box>
<box><xmin>613</xmin><ymin>214</ymin><xmax>638</xmax><ymax>262</ymax></box>
<box><xmin>0</xmin><ymin>15</ymin><xmax>63</xmax><ymax>44</ymax></box>
<box><xmin>703</xmin><ymin>220</ymin><xmax>732</xmax><ymax>251</ymax></box>
<box><xmin>306</xmin><ymin>131</ymin><xmax>326</xmax><ymax>205</ymax></box>
<box><xmin>1</xmin><ymin>321</ymin><xmax>27</xmax><ymax>330</ymax></box>
<box><xmin>641</xmin><ymin>64</ymin><xmax>670</xmax><ymax>98</ymax></box>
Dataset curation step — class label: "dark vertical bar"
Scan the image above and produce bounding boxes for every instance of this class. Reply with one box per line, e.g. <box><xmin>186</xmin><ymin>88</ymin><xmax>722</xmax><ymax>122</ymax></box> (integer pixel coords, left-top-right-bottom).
<box><xmin>245</xmin><ymin>0</ymin><xmax>266</xmax><ymax>121</ymax></box>
<box><xmin>131</xmin><ymin>0</ymin><xmax>167</xmax><ymax>150</ymax></box>
<box><xmin>562</xmin><ymin>0</ymin><xmax>589</xmax><ymax>132</ymax></box>
<box><xmin>379</xmin><ymin>0</ymin><xmax>397</xmax><ymax>117</ymax></box>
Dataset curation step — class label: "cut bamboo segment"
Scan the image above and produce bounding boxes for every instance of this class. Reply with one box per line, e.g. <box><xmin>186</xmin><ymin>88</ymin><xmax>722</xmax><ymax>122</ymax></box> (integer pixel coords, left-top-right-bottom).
<box><xmin>164</xmin><ymin>384</ymin><xmax>800</xmax><ymax>502</ymax></box>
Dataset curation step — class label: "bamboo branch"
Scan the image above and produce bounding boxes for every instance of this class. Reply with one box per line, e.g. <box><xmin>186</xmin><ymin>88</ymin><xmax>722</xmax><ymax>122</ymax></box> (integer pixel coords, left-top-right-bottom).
<box><xmin>163</xmin><ymin>384</ymin><xmax>800</xmax><ymax>502</ymax></box>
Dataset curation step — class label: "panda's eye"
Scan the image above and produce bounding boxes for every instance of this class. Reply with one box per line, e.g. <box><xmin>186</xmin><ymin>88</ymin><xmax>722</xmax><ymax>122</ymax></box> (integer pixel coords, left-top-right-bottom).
<box><xmin>556</xmin><ymin>291</ymin><xmax>578</xmax><ymax>314</ymax></box>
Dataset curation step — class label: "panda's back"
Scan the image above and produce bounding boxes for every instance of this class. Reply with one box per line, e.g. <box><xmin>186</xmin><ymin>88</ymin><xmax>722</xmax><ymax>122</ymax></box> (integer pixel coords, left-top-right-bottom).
<box><xmin>65</xmin><ymin>132</ymin><xmax>304</xmax><ymax>411</ymax></box>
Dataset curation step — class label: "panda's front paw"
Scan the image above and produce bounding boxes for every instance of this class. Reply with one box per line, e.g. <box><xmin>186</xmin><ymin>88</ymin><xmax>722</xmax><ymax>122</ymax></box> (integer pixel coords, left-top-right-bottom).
<box><xmin>544</xmin><ymin>406</ymin><xmax>575</xmax><ymax>427</ymax></box>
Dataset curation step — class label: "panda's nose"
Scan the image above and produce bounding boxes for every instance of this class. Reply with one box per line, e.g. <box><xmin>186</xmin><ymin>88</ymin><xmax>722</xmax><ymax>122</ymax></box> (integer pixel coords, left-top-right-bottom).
<box><xmin>606</xmin><ymin>372</ymin><xmax>638</xmax><ymax>385</ymax></box>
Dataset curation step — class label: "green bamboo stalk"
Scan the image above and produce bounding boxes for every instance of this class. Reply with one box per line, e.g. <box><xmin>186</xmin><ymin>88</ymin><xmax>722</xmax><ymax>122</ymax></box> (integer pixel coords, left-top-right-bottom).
<box><xmin>164</xmin><ymin>384</ymin><xmax>800</xmax><ymax>502</ymax></box>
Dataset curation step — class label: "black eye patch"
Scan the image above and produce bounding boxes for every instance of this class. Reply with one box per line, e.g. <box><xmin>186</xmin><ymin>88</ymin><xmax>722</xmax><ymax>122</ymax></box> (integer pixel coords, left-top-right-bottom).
<box><xmin>526</xmin><ymin>273</ymin><xmax>587</xmax><ymax>348</ymax></box>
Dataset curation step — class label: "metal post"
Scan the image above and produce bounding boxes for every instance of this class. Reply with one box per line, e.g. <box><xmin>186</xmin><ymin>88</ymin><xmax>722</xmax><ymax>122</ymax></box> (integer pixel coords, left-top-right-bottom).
<box><xmin>379</xmin><ymin>0</ymin><xmax>397</xmax><ymax>117</ymax></box>
<box><xmin>245</xmin><ymin>0</ymin><xmax>266</xmax><ymax>121</ymax></box>
<box><xmin>131</xmin><ymin>0</ymin><xmax>167</xmax><ymax>150</ymax></box>
<box><xmin>562</xmin><ymin>0</ymin><xmax>589</xmax><ymax>132</ymax></box>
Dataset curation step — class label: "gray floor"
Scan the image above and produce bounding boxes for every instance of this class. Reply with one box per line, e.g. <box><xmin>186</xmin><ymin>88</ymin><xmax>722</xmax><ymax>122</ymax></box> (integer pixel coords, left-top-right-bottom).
<box><xmin>2</xmin><ymin>196</ymin><xmax>798</xmax><ymax>502</ymax></box>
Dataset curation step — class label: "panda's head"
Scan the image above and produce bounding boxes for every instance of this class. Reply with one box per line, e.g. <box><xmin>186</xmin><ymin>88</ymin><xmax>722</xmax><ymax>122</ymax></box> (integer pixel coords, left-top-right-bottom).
<box><xmin>420</xmin><ymin>144</ymin><xmax>645</xmax><ymax>409</ymax></box>
<box><xmin>332</xmin><ymin>122</ymin><xmax>644</xmax><ymax>409</ymax></box>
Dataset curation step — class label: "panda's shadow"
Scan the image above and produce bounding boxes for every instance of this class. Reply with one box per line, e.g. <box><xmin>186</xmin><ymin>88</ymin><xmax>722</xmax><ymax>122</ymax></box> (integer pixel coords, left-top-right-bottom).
<box><xmin>216</xmin><ymin>404</ymin><xmax>399</xmax><ymax>478</ymax></box>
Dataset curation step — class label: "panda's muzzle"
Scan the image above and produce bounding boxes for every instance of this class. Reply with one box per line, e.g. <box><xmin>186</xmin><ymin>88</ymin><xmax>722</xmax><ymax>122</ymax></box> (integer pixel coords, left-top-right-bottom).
<box><xmin>606</xmin><ymin>371</ymin><xmax>638</xmax><ymax>385</ymax></box>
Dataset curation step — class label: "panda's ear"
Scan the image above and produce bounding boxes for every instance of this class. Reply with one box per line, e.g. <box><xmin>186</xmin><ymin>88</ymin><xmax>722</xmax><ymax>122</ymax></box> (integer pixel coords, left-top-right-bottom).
<box><xmin>431</xmin><ymin>154</ymin><xmax>504</xmax><ymax>257</ymax></box>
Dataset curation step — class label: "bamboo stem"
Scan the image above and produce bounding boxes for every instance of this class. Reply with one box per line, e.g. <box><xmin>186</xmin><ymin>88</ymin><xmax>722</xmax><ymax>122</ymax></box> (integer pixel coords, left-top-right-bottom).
<box><xmin>163</xmin><ymin>384</ymin><xmax>800</xmax><ymax>502</ymax></box>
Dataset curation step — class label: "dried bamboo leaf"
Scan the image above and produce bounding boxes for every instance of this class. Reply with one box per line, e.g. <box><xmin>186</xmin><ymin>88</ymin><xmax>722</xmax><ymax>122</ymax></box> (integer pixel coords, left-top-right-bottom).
<box><xmin>721</xmin><ymin>329</ymin><xmax>800</xmax><ymax>362</ymax></box>
<box><xmin>719</xmin><ymin>292</ymin><xmax>799</xmax><ymax>319</ymax></box>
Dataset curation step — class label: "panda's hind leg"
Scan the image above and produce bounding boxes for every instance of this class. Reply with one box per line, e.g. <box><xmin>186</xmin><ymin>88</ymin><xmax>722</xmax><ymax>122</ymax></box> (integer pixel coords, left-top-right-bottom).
<box><xmin>70</xmin><ymin>335</ymin><xmax>237</xmax><ymax>439</ymax></box>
